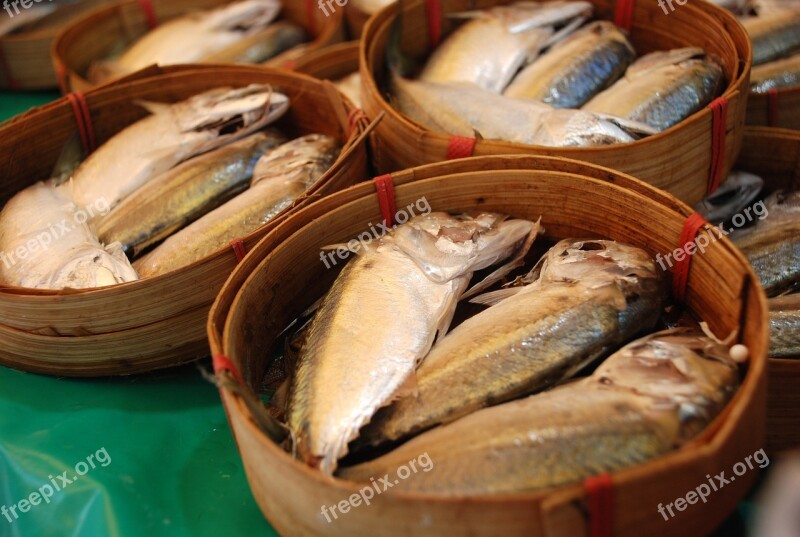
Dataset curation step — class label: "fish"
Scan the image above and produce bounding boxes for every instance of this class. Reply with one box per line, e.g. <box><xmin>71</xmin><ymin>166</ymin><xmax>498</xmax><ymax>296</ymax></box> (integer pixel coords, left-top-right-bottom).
<box><xmin>335</xmin><ymin>72</ymin><xmax>362</xmax><ymax>108</ymax></box>
<box><xmin>733</xmin><ymin>190</ymin><xmax>800</xmax><ymax>296</ymax></box>
<box><xmin>582</xmin><ymin>47</ymin><xmax>724</xmax><ymax>132</ymax></box>
<box><xmin>49</xmin><ymin>133</ymin><xmax>84</xmax><ymax>187</ymax></box>
<box><xmin>339</xmin><ymin>329</ymin><xmax>741</xmax><ymax>494</ymax></box>
<box><xmin>356</xmin><ymin>239</ymin><xmax>665</xmax><ymax>448</ymax></box>
<box><xmin>419</xmin><ymin>1</ymin><xmax>593</xmax><ymax>93</ymax></box>
<box><xmin>95</xmin><ymin>131</ymin><xmax>286</xmax><ymax>257</ymax></box>
<box><xmin>350</xmin><ymin>0</ymin><xmax>395</xmax><ymax>15</ymax></box>
<box><xmin>695</xmin><ymin>171</ymin><xmax>764</xmax><ymax>224</ymax></box>
<box><xmin>742</xmin><ymin>10</ymin><xmax>800</xmax><ymax>66</ymax></box>
<box><xmin>392</xmin><ymin>75</ymin><xmax>652</xmax><ymax>147</ymax></box>
<box><xmin>133</xmin><ymin>134</ymin><xmax>340</xmax><ymax>277</ymax></box>
<box><xmin>287</xmin><ymin>213</ymin><xmax>541</xmax><ymax>474</ymax></box>
<box><xmin>769</xmin><ymin>293</ymin><xmax>800</xmax><ymax>358</ymax></box>
<box><xmin>203</xmin><ymin>21</ymin><xmax>307</xmax><ymax>64</ymax></box>
<box><xmin>504</xmin><ymin>21</ymin><xmax>635</xmax><ymax>108</ymax></box>
<box><xmin>0</xmin><ymin>182</ymin><xmax>138</xmax><ymax>290</ymax></box>
<box><xmin>88</xmin><ymin>0</ymin><xmax>282</xmax><ymax>82</ymax></box>
<box><xmin>67</xmin><ymin>85</ymin><xmax>289</xmax><ymax>216</ymax></box>
<box><xmin>751</xmin><ymin>52</ymin><xmax>800</xmax><ymax>93</ymax></box>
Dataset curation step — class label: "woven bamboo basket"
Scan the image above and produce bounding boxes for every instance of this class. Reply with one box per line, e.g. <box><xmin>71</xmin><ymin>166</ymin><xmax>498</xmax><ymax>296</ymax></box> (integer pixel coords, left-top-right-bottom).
<box><xmin>344</xmin><ymin>2</ymin><xmax>371</xmax><ymax>38</ymax></box>
<box><xmin>292</xmin><ymin>40</ymin><xmax>359</xmax><ymax>81</ymax></box>
<box><xmin>51</xmin><ymin>0</ymin><xmax>345</xmax><ymax>93</ymax></box>
<box><xmin>747</xmin><ymin>89</ymin><xmax>800</xmax><ymax>130</ymax></box>
<box><xmin>0</xmin><ymin>0</ymin><xmax>117</xmax><ymax>89</ymax></box>
<box><xmin>360</xmin><ymin>0</ymin><xmax>751</xmax><ymax>205</ymax></box>
<box><xmin>208</xmin><ymin>155</ymin><xmax>767</xmax><ymax>537</ymax></box>
<box><xmin>0</xmin><ymin>64</ymin><xmax>370</xmax><ymax>376</ymax></box>
<box><xmin>736</xmin><ymin>127</ymin><xmax>800</xmax><ymax>452</ymax></box>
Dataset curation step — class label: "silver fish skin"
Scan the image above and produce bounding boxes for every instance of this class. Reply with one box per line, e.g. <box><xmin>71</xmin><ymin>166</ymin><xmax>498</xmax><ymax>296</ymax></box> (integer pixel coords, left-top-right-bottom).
<box><xmin>733</xmin><ymin>190</ymin><xmax>800</xmax><ymax>296</ymax></box>
<box><xmin>95</xmin><ymin>131</ymin><xmax>286</xmax><ymax>257</ymax></box>
<box><xmin>357</xmin><ymin>239</ymin><xmax>664</xmax><ymax>447</ymax></box>
<box><xmin>742</xmin><ymin>10</ymin><xmax>800</xmax><ymax>66</ymax></box>
<box><xmin>339</xmin><ymin>329</ymin><xmax>740</xmax><ymax>494</ymax></box>
<box><xmin>751</xmin><ymin>52</ymin><xmax>800</xmax><ymax>93</ymax></box>
<box><xmin>0</xmin><ymin>182</ymin><xmax>138</xmax><ymax>290</ymax></box>
<box><xmin>392</xmin><ymin>75</ymin><xmax>643</xmax><ymax>146</ymax></box>
<box><xmin>204</xmin><ymin>21</ymin><xmax>308</xmax><ymax>64</ymax></box>
<box><xmin>68</xmin><ymin>85</ymin><xmax>289</xmax><ymax>215</ymax></box>
<box><xmin>769</xmin><ymin>294</ymin><xmax>800</xmax><ymax>358</ymax></box>
<box><xmin>695</xmin><ymin>171</ymin><xmax>764</xmax><ymax>224</ymax></box>
<box><xmin>132</xmin><ymin>135</ymin><xmax>339</xmax><ymax>278</ymax></box>
<box><xmin>582</xmin><ymin>47</ymin><xmax>724</xmax><ymax>132</ymax></box>
<box><xmin>504</xmin><ymin>21</ymin><xmax>635</xmax><ymax>108</ymax></box>
<box><xmin>419</xmin><ymin>1</ymin><xmax>593</xmax><ymax>93</ymax></box>
<box><xmin>287</xmin><ymin>213</ymin><xmax>539</xmax><ymax>474</ymax></box>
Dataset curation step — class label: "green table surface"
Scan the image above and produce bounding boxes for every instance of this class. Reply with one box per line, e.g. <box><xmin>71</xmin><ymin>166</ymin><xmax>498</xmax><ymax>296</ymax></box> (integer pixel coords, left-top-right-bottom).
<box><xmin>0</xmin><ymin>91</ymin><xmax>760</xmax><ymax>537</ymax></box>
<box><xmin>0</xmin><ymin>92</ymin><xmax>277</xmax><ymax>537</ymax></box>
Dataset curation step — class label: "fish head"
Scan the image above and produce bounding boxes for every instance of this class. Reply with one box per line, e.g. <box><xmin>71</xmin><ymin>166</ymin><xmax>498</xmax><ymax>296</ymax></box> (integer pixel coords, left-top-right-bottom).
<box><xmin>766</xmin><ymin>189</ymin><xmax>800</xmax><ymax>217</ymax></box>
<box><xmin>252</xmin><ymin>134</ymin><xmax>341</xmax><ymax>187</ymax></box>
<box><xmin>540</xmin><ymin>239</ymin><xmax>659</xmax><ymax>286</ymax></box>
<box><xmin>486</xmin><ymin>1</ymin><xmax>593</xmax><ymax>33</ymax></box>
<box><xmin>388</xmin><ymin>212</ymin><xmax>535</xmax><ymax>283</ymax></box>
<box><xmin>594</xmin><ymin>329</ymin><xmax>741</xmax><ymax>439</ymax></box>
<box><xmin>695</xmin><ymin>170</ymin><xmax>765</xmax><ymax>224</ymax></box>
<box><xmin>48</xmin><ymin>242</ymin><xmax>139</xmax><ymax>289</ymax></box>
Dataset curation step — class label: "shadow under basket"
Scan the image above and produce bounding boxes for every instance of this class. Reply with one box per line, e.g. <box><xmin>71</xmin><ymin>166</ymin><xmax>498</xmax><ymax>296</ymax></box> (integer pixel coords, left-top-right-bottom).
<box><xmin>359</xmin><ymin>0</ymin><xmax>752</xmax><ymax>206</ymax></box>
<box><xmin>208</xmin><ymin>155</ymin><xmax>767</xmax><ymax>537</ymax></box>
<box><xmin>737</xmin><ymin>126</ymin><xmax>800</xmax><ymax>453</ymax></box>
<box><xmin>0</xmin><ymin>64</ymin><xmax>371</xmax><ymax>377</ymax></box>
<box><xmin>51</xmin><ymin>0</ymin><xmax>346</xmax><ymax>93</ymax></box>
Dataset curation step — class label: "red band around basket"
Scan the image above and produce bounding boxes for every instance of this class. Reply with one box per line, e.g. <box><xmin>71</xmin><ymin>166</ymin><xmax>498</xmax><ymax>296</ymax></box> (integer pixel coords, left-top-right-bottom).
<box><xmin>56</xmin><ymin>63</ymin><xmax>70</xmax><ymax>96</ymax></box>
<box><xmin>230</xmin><ymin>239</ymin><xmax>248</xmax><ymax>264</ymax></box>
<box><xmin>767</xmin><ymin>89</ymin><xmax>779</xmax><ymax>128</ymax></box>
<box><xmin>0</xmin><ymin>42</ymin><xmax>19</xmax><ymax>90</ymax></box>
<box><xmin>373</xmin><ymin>174</ymin><xmax>397</xmax><ymax>227</ymax></box>
<box><xmin>426</xmin><ymin>0</ymin><xmax>443</xmax><ymax>48</ymax></box>
<box><xmin>613</xmin><ymin>0</ymin><xmax>634</xmax><ymax>32</ymax></box>
<box><xmin>282</xmin><ymin>59</ymin><xmax>297</xmax><ymax>70</ymax></box>
<box><xmin>672</xmin><ymin>212</ymin><xmax>708</xmax><ymax>302</ymax></box>
<box><xmin>213</xmin><ymin>354</ymin><xmax>245</xmax><ymax>386</ymax></box>
<box><xmin>138</xmin><ymin>0</ymin><xmax>158</xmax><ymax>30</ymax></box>
<box><xmin>305</xmin><ymin>0</ymin><xmax>317</xmax><ymax>36</ymax></box>
<box><xmin>446</xmin><ymin>135</ymin><xmax>476</xmax><ymax>160</ymax></box>
<box><xmin>706</xmin><ymin>96</ymin><xmax>728</xmax><ymax>195</ymax></box>
<box><xmin>585</xmin><ymin>473</ymin><xmax>614</xmax><ymax>537</ymax></box>
<box><xmin>66</xmin><ymin>92</ymin><xmax>96</xmax><ymax>155</ymax></box>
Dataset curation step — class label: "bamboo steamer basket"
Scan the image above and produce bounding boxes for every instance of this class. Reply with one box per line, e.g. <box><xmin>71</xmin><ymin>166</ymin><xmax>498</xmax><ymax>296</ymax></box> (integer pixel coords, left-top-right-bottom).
<box><xmin>0</xmin><ymin>64</ymin><xmax>371</xmax><ymax>377</ymax></box>
<box><xmin>747</xmin><ymin>88</ymin><xmax>800</xmax><ymax>130</ymax></box>
<box><xmin>344</xmin><ymin>2</ymin><xmax>372</xmax><ymax>38</ymax></box>
<box><xmin>360</xmin><ymin>0</ymin><xmax>752</xmax><ymax>206</ymax></box>
<box><xmin>736</xmin><ymin>127</ymin><xmax>800</xmax><ymax>452</ymax></box>
<box><xmin>51</xmin><ymin>0</ymin><xmax>345</xmax><ymax>93</ymax></box>
<box><xmin>208</xmin><ymin>155</ymin><xmax>767</xmax><ymax>537</ymax></box>
<box><xmin>0</xmin><ymin>0</ymin><xmax>117</xmax><ymax>89</ymax></box>
<box><xmin>292</xmin><ymin>40</ymin><xmax>359</xmax><ymax>82</ymax></box>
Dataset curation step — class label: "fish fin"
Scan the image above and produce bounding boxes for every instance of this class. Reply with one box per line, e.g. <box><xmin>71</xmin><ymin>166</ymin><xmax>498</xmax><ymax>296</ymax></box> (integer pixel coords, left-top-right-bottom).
<box><xmin>134</xmin><ymin>99</ymin><xmax>172</xmax><ymax>116</ymax></box>
<box><xmin>473</xmin><ymin>129</ymin><xmax>484</xmax><ymax>140</ymax></box>
<box><xmin>391</xmin><ymin>372</ymin><xmax>419</xmax><ymax>400</ymax></box>
<box><xmin>267</xmin><ymin>378</ymin><xmax>291</xmax><ymax>420</ymax></box>
<box><xmin>461</xmin><ymin>218</ymin><xmax>542</xmax><ymax>300</ymax></box>
<box><xmin>541</xmin><ymin>15</ymin><xmax>587</xmax><ymax>50</ymax></box>
<box><xmin>469</xmin><ymin>286</ymin><xmax>526</xmax><ymax>307</ymax></box>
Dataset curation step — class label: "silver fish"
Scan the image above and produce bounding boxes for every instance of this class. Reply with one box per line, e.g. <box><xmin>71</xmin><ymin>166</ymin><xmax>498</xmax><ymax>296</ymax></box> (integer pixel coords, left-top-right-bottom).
<box><xmin>67</xmin><ymin>85</ymin><xmax>289</xmax><ymax>215</ymax></box>
<box><xmin>582</xmin><ymin>47</ymin><xmax>724</xmax><ymax>132</ymax></box>
<box><xmin>751</xmin><ymin>52</ymin><xmax>800</xmax><ymax>93</ymax></box>
<box><xmin>695</xmin><ymin>171</ymin><xmax>764</xmax><ymax>224</ymax></box>
<box><xmin>287</xmin><ymin>213</ymin><xmax>540</xmax><ymax>474</ymax></box>
<box><xmin>504</xmin><ymin>21</ymin><xmax>635</xmax><ymax>108</ymax></box>
<box><xmin>769</xmin><ymin>293</ymin><xmax>800</xmax><ymax>358</ymax></box>
<box><xmin>339</xmin><ymin>329</ymin><xmax>741</xmax><ymax>494</ymax></box>
<box><xmin>203</xmin><ymin>21</ymin><xmax>307</xmax><ymax>64</ymax></box>
<box><xmin>358</xmin><ymin>239</ymin><xmax>665</xmax><ymax>448</ymax></box>
<box><xmin>742</xmin><ymin>10</ymin><xmax>800</xmax><ymax>66</ymax></box>
<box><xmin>419</xmin><ymin>1</ymin><xmax>593</xmax><ymax>93</ymax></box>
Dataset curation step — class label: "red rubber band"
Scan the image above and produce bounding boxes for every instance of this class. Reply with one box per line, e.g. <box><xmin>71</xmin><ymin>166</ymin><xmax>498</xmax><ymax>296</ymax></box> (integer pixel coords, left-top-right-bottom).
<box><xmin>0</xmin><ymin>41</ymin><xmax>19</xmax><ymax>90</ymax></box>
<box><xmin>230</xmin><ymin>239</ymin><xmax>248</xmax><ymax>264</ymax></box>
<box><xmin>66</xmin><ymin>92</ymin><xmax>96</xmax><ymax>155</ymax></box>
<box><xmin>56</xmin><ymin>63</ymin><xmax>70</xmax><ymax>96</ymax></box>
<box><xmin>706</xmin><ymin>96</ymin><xmax>728</xmax><ymax>195</ymax></box>
<box><xmin>138</xmin><ymin>0</ymin><xmax>158</xmax><ymax>30</ymax></box>
<box><xmin>446</xmin><ymin>135</ymin><xmax>476</xmax><ymax>160</ymax></box>
<box><xmin>585</xmin><ymin>473</ymin><xmax>614</xmax><ymax>537</ymax></box>
<box><xmin>282</xmin><ymin>59</ymin><xmax>297</xmax><ymax>70</ymax></box>
<box><xmin>373</xmin><ymin>174</ymin><xmax>397</xmax><ymax>227</ymax></box>
<box><xmin>426</xmin><ymin>0</ymin><xmax>443</xmax><ymax>48</ymax></box>
<box><xmin>672</xmin><ymin>212</ymin><xmax>708</xmax><ymax>302</ymax></box>
<box><xmin>767</xmin><ymin>89</ymin><xmax>779</xmax><ymax>128</ymax></box>
<box><xmin>613</xmin><ymin>0</ymin><xmax>634</xmax><ymax>32</ymax></box>
<box><xmin>305</xmin><ymin>0</ymin><xmax>317</xmax><ymax>36</ymax></box>
<box><xmin>213</xmin><ymin>354</ymin><xmax>245</xmax><ymax>386</ymax></box>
